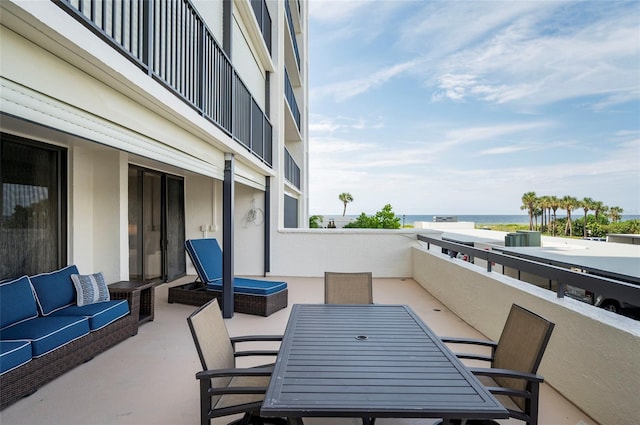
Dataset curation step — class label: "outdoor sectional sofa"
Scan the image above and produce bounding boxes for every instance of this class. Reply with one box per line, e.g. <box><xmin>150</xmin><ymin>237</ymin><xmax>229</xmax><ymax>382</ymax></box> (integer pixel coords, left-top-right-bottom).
<box><xmin>0</xmin><ymin>265</ymin><xmax>139</xmax><ymax>409</ymax></box>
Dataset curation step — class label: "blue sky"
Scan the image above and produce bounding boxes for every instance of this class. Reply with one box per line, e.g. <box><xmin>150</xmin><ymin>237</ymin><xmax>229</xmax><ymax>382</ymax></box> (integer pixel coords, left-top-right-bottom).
<box><xmin>306</xmin><ymin>0</ymin><xmax>640</xmax><ymax>216</ymax></box>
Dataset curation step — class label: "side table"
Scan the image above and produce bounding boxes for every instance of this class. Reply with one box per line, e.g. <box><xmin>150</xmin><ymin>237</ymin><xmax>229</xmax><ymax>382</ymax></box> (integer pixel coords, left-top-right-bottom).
<box><xmin>109</xmin><ymin>281</ymin><xmax>156</xmax><ymax>325</ymax></box>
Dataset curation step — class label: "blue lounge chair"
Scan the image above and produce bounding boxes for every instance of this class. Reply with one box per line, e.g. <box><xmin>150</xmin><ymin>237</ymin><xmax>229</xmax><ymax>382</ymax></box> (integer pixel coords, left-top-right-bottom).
<box><xmin>168</xmin><ymin>238</ymin><xmax>288</xmax><ymax>316</ymax></box>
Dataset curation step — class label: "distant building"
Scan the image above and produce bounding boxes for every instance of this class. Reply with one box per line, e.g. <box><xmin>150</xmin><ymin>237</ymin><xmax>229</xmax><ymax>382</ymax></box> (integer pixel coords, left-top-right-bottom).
<box><xmin>1</xmin><ymin>0</ymin><xmax>309</xmax><ymax>282</ymax></box>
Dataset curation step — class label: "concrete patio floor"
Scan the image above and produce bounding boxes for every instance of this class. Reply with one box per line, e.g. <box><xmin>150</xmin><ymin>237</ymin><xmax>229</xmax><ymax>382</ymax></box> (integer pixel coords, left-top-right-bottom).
<box><xmin>1</xmin><ymin>276</ymin><xmax>598</xmax><ymax>425</ymax></box>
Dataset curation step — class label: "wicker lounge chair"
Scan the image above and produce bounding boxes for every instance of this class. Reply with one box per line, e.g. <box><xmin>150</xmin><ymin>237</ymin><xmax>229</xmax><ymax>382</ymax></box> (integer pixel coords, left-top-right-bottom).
<box><xmin>324</xmin><ymin>272</ymin><xmax>373</xmax><ymax>304</ymax></box>
<box><xmin>187</xmin><ymin>299</ymin><xmax>285</xmax><ymax>425</ymax></box>
<box><xmin>168</xmin><ymin>239</ymin><xmax>287</xmax><ymax>316</ymax></box>
<box><xmin>440</xmin><ymin>304</ymin><xmax>555</xmax><ymax>425</ymax></box>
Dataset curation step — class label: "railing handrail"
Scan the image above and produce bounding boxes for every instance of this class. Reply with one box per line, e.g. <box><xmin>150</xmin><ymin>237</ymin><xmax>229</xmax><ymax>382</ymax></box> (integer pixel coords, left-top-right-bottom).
<box><xmin>416</xmin><ymin>234</ymin><xmax>640</xmax><ymax>307</ymax></box>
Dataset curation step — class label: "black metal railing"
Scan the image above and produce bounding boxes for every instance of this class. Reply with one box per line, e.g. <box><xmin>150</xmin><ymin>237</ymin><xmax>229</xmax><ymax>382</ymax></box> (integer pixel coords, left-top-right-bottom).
<box><xmin>284</xmin><ymin>68</ymin><xmax>301</xmax><ymax>132</ymax></box>
<box><xmin>250</xmin><ymin>0</ymin><xmax>271</xmax><ymax>53</ymax></box>
<box><xmin>57</xmin><ymin>0</ymin><xmax>272</xmax><ymax>166</ymax></box>
<box><xmin>284</xmin><ymin>0</ymin><xmax>300</xmax><ymax>70</ymax></box>
<box><xmin>416</xmin><ymin>235</ymin><xmax>640</xmax><ymax>307</ymax></box>
<box><xmin>284</xmin><ymin>149</ymin><xmax>300</xmax><ymax>189</ymax></box>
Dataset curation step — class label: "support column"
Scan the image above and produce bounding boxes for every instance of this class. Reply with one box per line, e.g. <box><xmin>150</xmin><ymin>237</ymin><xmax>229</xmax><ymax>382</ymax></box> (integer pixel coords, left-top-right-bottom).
<box><xmin>264</xmin><ymin>176</ymin><xmax>270</xmax><ymax>275</ymax></box>
<box><xmin>222</xmin><ymin>153</ymin><xmax>235</xmax><ymax>318</ymax></box>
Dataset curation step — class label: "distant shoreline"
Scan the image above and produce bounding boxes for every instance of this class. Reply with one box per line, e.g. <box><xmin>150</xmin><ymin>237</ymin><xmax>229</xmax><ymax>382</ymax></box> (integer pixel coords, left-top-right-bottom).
<box><xmin>317</xmin><ymin>214</ymin><xmax>640</xmax><ymax>226</ymax></box>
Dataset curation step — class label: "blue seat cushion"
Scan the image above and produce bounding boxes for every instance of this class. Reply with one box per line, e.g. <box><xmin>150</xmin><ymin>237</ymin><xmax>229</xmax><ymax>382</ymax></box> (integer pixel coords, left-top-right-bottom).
<box><xmin>0</xmin><ymin>316</ymin><xmax>90</xmax><ymax>357</ymax></box>
<box><xmin>206</xmin><ymin>277</ymin><xmax>287</xmax><ymax>296</ymax></box>
<box><xmin>185</xmin><ymin>238</ymin><xmax>288</xmax><ymax>295</ymax></box>
<box><xmin>185</xmin><ymin>238</ymin><xmax>223</xmax><ymax>283</ymax></box>
<box><xmin>0</xmin><ymin>276</ymin><xmax>39</xmax><ymax>330</ymax></box>
<box><xmin>51</xmin><ymin>300</ymin><xmax>129</xmax><ymax>331</ymax></box>
<box><xmin>31</xmin><ymin>265</ymin><xmax>79</xmax><ymax>315</ymax></box>
<box><xmin>0</xmin><ymin>340</ymin><xmax>32</xmax><ymax>375</ymax></box>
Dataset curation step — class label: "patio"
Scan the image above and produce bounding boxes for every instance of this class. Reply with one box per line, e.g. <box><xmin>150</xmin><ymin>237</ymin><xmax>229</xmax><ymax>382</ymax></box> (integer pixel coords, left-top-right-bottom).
<box><xmin>2</xmin><ymin>275</ymin><xmax>597</xmax><ymax>425</ymax></box>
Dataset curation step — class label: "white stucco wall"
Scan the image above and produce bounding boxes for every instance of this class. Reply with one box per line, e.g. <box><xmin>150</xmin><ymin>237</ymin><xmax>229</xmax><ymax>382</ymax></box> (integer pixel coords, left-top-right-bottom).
<box><xmin>69</xmin><ymin>145</ymin><xmax>124</xmax><ymax>283</ymax></box>
<box><xmin>232</xmin><ymin>15</ymin><xmax>266</xmax><ymax>110</ymax></box>
<box><xmin>269</xmin><ymin>229</ymin><xmax>421</xmax><ymax>277</ymax></box>
<box><xmin>411</xmin><ymin>245</ymin><xmax>640</xmax><ymax>425</ymax></box>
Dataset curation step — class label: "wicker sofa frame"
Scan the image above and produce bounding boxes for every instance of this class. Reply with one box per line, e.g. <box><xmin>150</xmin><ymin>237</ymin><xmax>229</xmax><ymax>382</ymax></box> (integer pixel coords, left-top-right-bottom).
<box><xmin>0</xmin><ymin>289</ymin><xmax>140</xmax><ymax>409</ymax></box>
<box><xmin>168</xmin><ymin>281</ymin><xmax>288</xmax><ymax>317</ymax></box>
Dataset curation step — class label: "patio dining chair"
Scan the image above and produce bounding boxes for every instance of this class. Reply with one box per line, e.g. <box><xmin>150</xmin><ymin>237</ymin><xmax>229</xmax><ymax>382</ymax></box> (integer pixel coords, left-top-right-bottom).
<box><xmin>324</xmin><ymin>272</ymin><xmax>373</xmax><ymax>304</ymax></box>
<box><xmin>440</xmin><ymin>304</ymin><xmax>555</xmax><ymax>425</ymax></box>
<box><xmin>187</xmin><ymin>299</ymin><xmax>285</xmax><ymax>425</ymax></box>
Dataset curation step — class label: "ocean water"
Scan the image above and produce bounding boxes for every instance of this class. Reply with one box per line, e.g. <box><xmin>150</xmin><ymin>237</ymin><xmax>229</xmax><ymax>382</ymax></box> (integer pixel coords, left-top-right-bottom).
<box><xmin>326</xmin><ymin>214</ymin><xmax>640</xmax><ymax>226</ymax></box>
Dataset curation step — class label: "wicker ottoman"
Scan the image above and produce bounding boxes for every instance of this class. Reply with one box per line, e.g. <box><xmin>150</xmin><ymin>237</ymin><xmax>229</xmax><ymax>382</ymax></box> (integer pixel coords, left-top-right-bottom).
<box><xmin>168</xmin><ymin>282</ymin><xmax>288</xmax><ymax>317</ymax></box>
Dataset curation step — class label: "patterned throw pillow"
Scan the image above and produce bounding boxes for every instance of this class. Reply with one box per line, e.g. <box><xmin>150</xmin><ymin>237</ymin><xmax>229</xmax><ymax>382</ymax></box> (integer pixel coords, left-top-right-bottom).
<box><xmin>70</xmin><ymin>273</ymin><xmax>110</xmax><ymax>306</ymax></box>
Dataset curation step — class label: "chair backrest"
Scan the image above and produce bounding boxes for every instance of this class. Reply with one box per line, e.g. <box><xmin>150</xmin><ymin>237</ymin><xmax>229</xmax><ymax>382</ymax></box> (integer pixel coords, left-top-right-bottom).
<box><xmin>187</xmin><ymin>299</ymin><xmax>235</xmax><ymax>405</ymax></box>
<box><xmin>324</xmin><ymin>272</ymin><xmax>373</xmax><ymax>304</ymax></box>
<box><xmin>185</xmin><ymin>238</ymin><xmax>223</xmax><ymax>283</ymax></box>
<box><xmin>493</xmin><ymin>304</ymin><xmax>555</xmax><ymax>410</ymax></box>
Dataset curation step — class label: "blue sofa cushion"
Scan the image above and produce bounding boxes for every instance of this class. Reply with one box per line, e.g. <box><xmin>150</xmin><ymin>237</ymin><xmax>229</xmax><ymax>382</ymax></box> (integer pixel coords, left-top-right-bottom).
<box><xmin>71</xmin><ymin>272</ymin><xmax>110</xmax><ymax>306</ymax></box>
<box><xmin>0</xmin><ymin>276</ymin><xmax>39</xmax><ymax>330</ymax></box>
<box><xmin>1</xmin><ymin>316</ymin><xmax>90</xmax><ymax>357</ymax></box>
<box><xmin>31</xmin><ymin>265</ymin><xmax>79</xmax><ymax>315</ymax></box>
<box><xmin>206</xmin><ymin>277</ymin><xmax>287</xmax><ymax>296</ymax></box>
<box><xmin>51</xmin><ymin>300</ymin><xmax>129</xmax><ymax>331</ymax></box>
<box><xmin>0</xmin><ymin>340</ymin><xmax>32</xmax><ymax>375</ymax></box>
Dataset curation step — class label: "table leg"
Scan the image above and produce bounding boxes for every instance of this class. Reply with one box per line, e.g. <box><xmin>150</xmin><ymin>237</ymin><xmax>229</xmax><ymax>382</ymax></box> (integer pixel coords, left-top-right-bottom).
<box><xmin>286</xmin><ymin>418</ymin><xmax>303</xmax><ymax>425</ymax></box>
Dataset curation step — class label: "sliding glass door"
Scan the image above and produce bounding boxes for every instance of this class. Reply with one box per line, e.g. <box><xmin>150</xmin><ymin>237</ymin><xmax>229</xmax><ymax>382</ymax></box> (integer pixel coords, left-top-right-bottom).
<box><xmin>128</xmin><ymin>166</ymin><xmax>185</xmax><ymax>283</ymax></box>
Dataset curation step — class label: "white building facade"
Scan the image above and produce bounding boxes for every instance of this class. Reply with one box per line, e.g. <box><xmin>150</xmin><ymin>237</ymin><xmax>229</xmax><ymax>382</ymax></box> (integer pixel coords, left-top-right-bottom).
<box><xmin>0</xmin><ymin>0</ymin><xmax>309</xmax><ymax>283</ymax></box>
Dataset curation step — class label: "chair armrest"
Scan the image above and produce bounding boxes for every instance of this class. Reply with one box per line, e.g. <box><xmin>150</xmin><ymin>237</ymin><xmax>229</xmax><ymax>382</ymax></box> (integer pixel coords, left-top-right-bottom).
<box><xmin>440</xmin><ymin>336</ymin><xmax>498</xmax><ymax>348</ymax></box>
<box><xmin>230</xmin><ymin>335</ymin><xmax>283</xmax><ymax>355</ymax></box>
<box><xmin>441</xmin><ymin>337</ymin><xmax>497</xmax><ymax>362</ymax></box>
<box><xmin>469</xmin><ymin>367</ymin><xmax>545</xmax><ymax>383</ymax></box>
<box><xmin>209</xmin><ymin>386</ymin><xmax>267</xmax><ymax>396</ymax></box>
<box><xmin>196</xmin><ymin>366</ymin><xmax>273</xmax><ymax>380</ymax></box>
<box><xmin>235</xmin><ymin>350</ymin><xmax>280</xmax><ymax>358</ymax></box>
<box><xmin>453</xmin><ymin>353</ymin><xmax>493</xmax><ymax>362</ymax></box>
<box><xmin>230</xmin><ymin>335</ymin><xmax>283</xmax><ymax>344</ymax></box>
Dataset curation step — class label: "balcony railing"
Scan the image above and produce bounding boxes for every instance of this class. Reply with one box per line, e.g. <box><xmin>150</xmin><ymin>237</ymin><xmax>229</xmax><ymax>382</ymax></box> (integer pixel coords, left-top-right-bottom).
<box><xmin>250</xmin><ymin>0</ymin><xmax>271</xmax><ymax>54</ymax></box>
<box><xmin>284</xmin><ymin>68</ymin><xmax>301</xmax><ymax>132</ymax></box>
<box><xmin>417</xmin><ymin>235</ymin><xmax>640</xmax><ymax>307</ymax></box>
<box><xmin>284</xmin><ymin>0</ymin><xmax>300</xmax><ymax>70</ymax></box>
<box><xmin>57</xmin><ymin>0</ymin><xmax>272</xmax><ymax>166</ymax></box>
<box><xmin>284</xmin><ymin>148</ymin><xmax>300</xmax><ymax>189</ymax></box>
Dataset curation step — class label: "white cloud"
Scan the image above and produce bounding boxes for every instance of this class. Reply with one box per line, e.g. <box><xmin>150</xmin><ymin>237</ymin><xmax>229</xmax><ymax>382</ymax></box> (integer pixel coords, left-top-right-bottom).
<box><xmin>312</xmin><ymin>60</ymin><xmax>418</xmax><ymax>101</ymax></box>
<box><xmin>308</xmin><ymin>114</ymin><xmax>384</xmax><ymax>135</ymax></box>
<box><xmin>424</xmin><ymin>5</ymin><xmax>640</xmax><ymax>107</ymax></box>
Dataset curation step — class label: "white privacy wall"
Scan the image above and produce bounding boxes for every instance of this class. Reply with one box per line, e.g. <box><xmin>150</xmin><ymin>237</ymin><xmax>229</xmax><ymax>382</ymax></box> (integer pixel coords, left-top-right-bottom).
<box><xmin>269</xmin><ymin>229</ymin><xmax>426</xmax><ymax>277</ymax></box>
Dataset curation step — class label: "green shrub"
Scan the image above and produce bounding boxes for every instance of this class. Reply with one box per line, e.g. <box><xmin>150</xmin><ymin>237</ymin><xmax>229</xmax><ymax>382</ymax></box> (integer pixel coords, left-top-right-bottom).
<box><xmin>343</xmin><ymin>204</ymin><xmax>401</xmax><ymax>229</ymax></box>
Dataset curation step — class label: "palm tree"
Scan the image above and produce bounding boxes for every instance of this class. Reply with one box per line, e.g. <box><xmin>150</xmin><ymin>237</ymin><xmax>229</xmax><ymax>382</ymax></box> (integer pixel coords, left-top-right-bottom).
<box><xmin>521</xmin><ymin>192</ymin><xmax>537</xmax><ymax>230</ymax></box>
<box><xmin>592</xmin><ymin>201</ymin><xmax>607</xmax><ymax>221</ymax></box>
<box><xmin>549</xmin><ymin>196</ymin><xmax>560</xmax><ymax>236</ymax></box>
<box><xmin>609</xmin><ymin>206</ymin><xmax>623</xmax><ymax>222</ymax></box>
<box><xmin>539</xmin><ymin>195</ymin><xmax>551</xmax><ymax>232</ymax></box>
<box><xmin>581</xmin><ymin>197</ymin><xmax>595</xmax><ymax>238</ymax></box>
<box><xmin>561</xmin><ymin>196</ymin><xmax>578</xmax><ymax>236</ymax></box>
<box><xmin>338</xmin><ymin>192</ymin><xmax>354</xmax><ymax>217</ymax></box>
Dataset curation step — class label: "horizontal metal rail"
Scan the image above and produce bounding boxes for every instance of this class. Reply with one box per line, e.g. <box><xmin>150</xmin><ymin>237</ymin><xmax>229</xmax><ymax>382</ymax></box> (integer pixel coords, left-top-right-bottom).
<box><xmin>416</xmin><ymin>234</ymin><xmax>640</xmax><ymax>307</ymax></box>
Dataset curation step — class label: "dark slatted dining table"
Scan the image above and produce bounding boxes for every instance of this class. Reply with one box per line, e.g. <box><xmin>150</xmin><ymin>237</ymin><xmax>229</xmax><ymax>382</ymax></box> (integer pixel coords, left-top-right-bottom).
<box><xmin>261</xmin><ymin>304</ymin><xmax>508</xmax><ymax>425</ymax></box>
